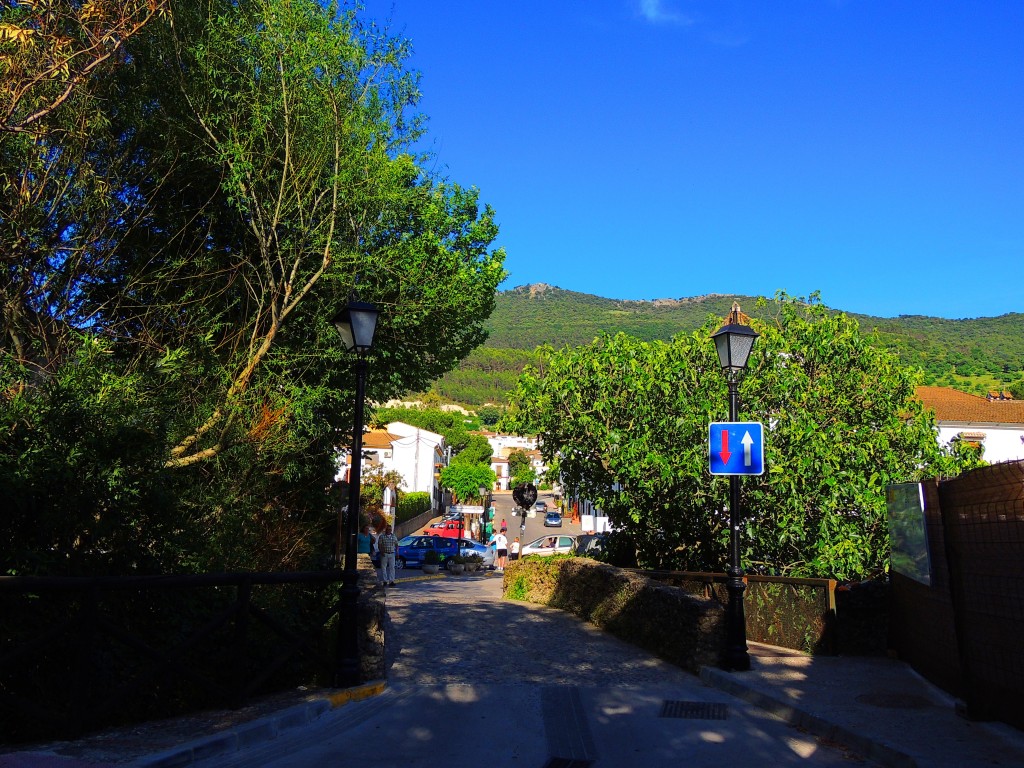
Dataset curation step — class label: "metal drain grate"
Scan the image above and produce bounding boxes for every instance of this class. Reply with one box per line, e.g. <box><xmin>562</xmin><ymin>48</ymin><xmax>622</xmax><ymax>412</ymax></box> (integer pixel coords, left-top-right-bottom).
<box><xmin>543</xmin><ymin>759</ymin><xmax>594</xmax><ymax>768</ymax></box>
<box><xmin>659</xmin><ymin>700</ymin><xmax>729</xmax><ymax>720</ymax></box>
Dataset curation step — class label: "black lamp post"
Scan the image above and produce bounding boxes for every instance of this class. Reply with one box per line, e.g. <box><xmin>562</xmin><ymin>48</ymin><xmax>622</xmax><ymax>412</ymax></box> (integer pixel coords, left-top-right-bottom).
<box><xmin>710</xmin><ymin>303</ymin><xmax>758</xmax><ymax>672</ymax></box>
<box><xmin>333</xmin><ymin>298</ymin><xmax>379</xmax><ymax>687</ymax></box>
<box><xmin>478</xmin><ymin>485</ymin><xmax>488</xmax><ymax>544</ymax></box>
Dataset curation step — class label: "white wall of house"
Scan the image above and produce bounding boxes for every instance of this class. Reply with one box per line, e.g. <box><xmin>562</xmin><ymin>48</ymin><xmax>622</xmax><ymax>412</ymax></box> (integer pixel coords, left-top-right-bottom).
<box><xmin>491</xmin><ymin>457</ymin><xmax>510</xmax><ymax>490</ymax></box>
<box><xmin>337</xmin><ymin>421</ymin><xmax>448</xmax><ymax>513</ymax></box>
<box><xmin>484</xmin><ymin>433</ymin><xmax>537</xmax><ymax>455</ymax></box>
<box><xmin>386</xmin><ymin>422</ymin><xmax>446</xmax><ymax>498</ymax></box>
<box><xmin>936</xmin><ymin>423</ymin><xmax>1024</xmax><ymax>464</ymax></box>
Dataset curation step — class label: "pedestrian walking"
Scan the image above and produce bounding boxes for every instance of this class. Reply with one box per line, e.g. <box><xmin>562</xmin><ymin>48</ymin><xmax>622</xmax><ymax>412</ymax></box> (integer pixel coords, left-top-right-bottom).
<box><xmin>509</xmin><ymin>537</ymin><xmax>520</xmax><ymax>562</ymax></box>
<box><xmin>493</xmin><ymin>530</ymin><xmax>509</xmax><ymax>571</ymax></box>
<box><xmin>500</xmin><ymin>517</ymin><xmax>507</xmax><ymax>533</ymax></box>
<box><xmin>377</xmin><ymin>524</ymin><xmax>399</xmax><ymax>586</ymax></box>
<box><xmin>357</xmin><ymin>525</ymin><xmax>373</xmax><ymax>556</ymax></box>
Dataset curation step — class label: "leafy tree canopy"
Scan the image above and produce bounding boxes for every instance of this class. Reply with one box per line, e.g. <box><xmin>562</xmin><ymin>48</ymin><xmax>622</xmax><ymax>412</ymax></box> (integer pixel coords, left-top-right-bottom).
<box><xmin>0</xmin><ymin>0</ymin><xmax>505</xmax><ymax>575</ymax></box>
<box><xmin>439</xmin><ymin>462</ymin><xmax>495</xmax><ymax>505</ymax></box>
<box><xmin>502</xmin><ymin>293</ymin><xmax>983</xmax><ymax>581</ymax></box>
<box><xmin>450</xmin><ymin>434</ymin><xmax>493</xmax><ymax>466</ymax></box>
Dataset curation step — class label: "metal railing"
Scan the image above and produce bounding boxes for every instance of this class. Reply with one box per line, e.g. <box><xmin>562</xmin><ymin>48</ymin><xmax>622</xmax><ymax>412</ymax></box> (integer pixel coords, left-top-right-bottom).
<box><xmin>0</xmin><ymin>570</ymin><xmax>345</xmax><ymax>742</ymax></box>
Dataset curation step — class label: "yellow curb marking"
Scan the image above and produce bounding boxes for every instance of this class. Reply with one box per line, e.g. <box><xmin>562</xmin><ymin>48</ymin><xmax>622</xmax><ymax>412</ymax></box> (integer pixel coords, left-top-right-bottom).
<box><xmin>327</xmin><ymin>680</ymin><xmax>386</xmax><ymax>708</ymax></box>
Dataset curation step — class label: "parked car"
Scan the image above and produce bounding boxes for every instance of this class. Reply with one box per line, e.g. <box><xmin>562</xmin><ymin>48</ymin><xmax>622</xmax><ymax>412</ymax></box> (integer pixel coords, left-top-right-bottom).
<box><xmin>396</xmin><ymin>535</ymin><xmax>459</xmax><ymax>569</ymax></box>
<box><xmin>423</xmin><ymin>520</ymin><xmax>465</xmax><ymax>539</ymax></box>
<box><xmin>543</xmin><ymin>511</ymin><xmax>562</xmax><ymax>527</ymax></box>
<box><xmin>396</xmin><ymin>535</ymin><xmax>494</xmax><ymax>570</ymax></box>
<box><xmin>458</xmin><ymin>538</ymin><xmax>496</xmax><ymax>569</ymax></box>
<box><xmin>520</xmin><ymin>534</ymin><xmax>576</xmax><ymax>557</ymax></box>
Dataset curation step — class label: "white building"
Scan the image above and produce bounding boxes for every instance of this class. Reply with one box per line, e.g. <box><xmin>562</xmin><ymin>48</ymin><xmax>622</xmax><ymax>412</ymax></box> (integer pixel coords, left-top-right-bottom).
<box><xmin>917</xmin><ymin>386</ymin><xmax>1024</xmax><ymax>463</ymax></box>
<box><xmin>480</xmin><ymin>431</ymin><xmax>537</xmax><ymax>455</ymax></box>
<box><xmin>478</xmin><ymin>432</ymin><xmax>548</xmax><ymax>489</ymax></box>
<box><xmin>339</xmin><ymin>421</ymin><xmax>448</xmax><ymax>513</ymax></box>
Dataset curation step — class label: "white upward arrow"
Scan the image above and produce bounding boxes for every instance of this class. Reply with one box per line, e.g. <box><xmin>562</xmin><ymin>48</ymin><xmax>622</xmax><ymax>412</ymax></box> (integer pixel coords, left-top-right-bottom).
<box><xmin>741</xmin><ymin>431</ymin><xmax>754</xmax><ymax>466</ymax></box>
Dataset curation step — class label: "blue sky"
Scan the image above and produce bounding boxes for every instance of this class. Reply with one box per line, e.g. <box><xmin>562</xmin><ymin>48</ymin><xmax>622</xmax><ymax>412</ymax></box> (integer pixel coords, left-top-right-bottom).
<box><xmin>360</xmin><ymin>1</ymin><xmax>1023</xmax><ymax>319</ymax></box>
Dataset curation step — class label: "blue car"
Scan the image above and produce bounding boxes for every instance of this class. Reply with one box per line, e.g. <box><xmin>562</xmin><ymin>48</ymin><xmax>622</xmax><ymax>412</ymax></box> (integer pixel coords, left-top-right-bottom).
<box><xmin>396</xmin><ymin>535</ymin><xmax>458</xmax><ymax>570</ymax></box>
<box><xmin>396</xmin><ymin>535</ymin><xmax>497</xmax><ymax>570</ymax></box>
<box><xmin>544</xmin><ymin>511</ymin><xmax>563</xmax><ymax>527</ymax></box>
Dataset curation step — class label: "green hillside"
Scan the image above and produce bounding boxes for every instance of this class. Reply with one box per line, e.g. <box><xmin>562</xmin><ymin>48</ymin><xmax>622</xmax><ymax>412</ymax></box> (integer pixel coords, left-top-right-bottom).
<box><xmin>483</xmin><ymin>284</ymin><xmax>762</xmax><ymax>348</ymax></box>
<box><xmin>427</xmin><ymin>284</ymin><xmax>1024</xmax><ymax>407</ymax></box>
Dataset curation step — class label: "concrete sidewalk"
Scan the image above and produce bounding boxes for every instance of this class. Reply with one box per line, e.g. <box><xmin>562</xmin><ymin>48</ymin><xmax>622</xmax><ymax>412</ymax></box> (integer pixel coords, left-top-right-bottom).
<box><xmin>701</xmin><ymin>643</ymin><xmax>1024</xmax><ymax>767</ymax></box>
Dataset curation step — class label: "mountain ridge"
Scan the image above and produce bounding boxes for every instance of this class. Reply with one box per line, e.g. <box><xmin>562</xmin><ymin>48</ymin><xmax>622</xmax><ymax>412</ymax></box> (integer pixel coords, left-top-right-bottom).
<box><xmin>425</xmin><ymin>284</ymin><xmax>1024</xmax><ymax>406</ymax></box>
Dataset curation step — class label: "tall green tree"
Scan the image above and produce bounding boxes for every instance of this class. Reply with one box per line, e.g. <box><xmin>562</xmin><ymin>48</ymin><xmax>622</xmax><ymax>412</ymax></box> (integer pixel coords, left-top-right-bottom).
<box><xmin>503</xmin><ymin>294</ymin><xmax>982</xmax><ymax>580</ymax></box>
<box><xmin>450</xmin><ymin>434</ymin><xmax>493</xmax><ymax>466</ymax></box>
<box><xmin>439</xmin><ymin>463</ymin><xmax>495</xmax><ymax>505</ymax></box>
<box><xmin>507</xmin><ymin>448</ymin><xmax>535</xmax><ymax>486</ymax></box>
<box><xmin>0</xmin><ymin>0</ymin><xmax>505</xmax><ymax>575</ymax></box>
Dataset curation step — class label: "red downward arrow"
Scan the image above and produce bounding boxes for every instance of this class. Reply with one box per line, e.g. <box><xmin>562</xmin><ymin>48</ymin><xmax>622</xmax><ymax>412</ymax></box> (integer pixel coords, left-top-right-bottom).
<box><xmin>719</xmin><ymin>430</ymin><xmax>732</xmax><ymax>464</ymax></box>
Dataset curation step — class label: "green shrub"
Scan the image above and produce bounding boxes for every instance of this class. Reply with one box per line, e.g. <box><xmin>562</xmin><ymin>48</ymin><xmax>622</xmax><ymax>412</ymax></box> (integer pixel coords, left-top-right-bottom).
<box><xmin>397</xmin><ymin>492</ymin><xmax>431</xmax><ymax>523</ymax></box>
<box><xmin>422</xmin><ymin>549</ymin><xmax>441</xmax><ymax>564</ymax></box>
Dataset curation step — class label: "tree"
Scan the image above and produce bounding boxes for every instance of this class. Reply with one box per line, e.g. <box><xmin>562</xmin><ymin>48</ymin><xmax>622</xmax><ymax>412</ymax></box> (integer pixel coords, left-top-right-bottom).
<box><xmin>439</xmin><ymin>462</ymin><xmax>495</xmax><ymax>505</ymax></box>
<box><xmin>476</xmin><ymin>404</ymin><xmax>502</xmax><ymax>426</ymax></box>
<box><xmin>1</xmin><ymin>0</ymin><xmax>168</xmax><ymax>135</ymax></box>
<box><xmin>503</xmin><ymin>293</ymin><xmax>982</xmax><ymax>580</ymax></box>
<box><xmin>507</xmin><ymin>448</ymin><xmax>535</xmax><ymax>486</ymax></box>
<box><xmin>450</xmin><ymin>434</ymin><xmax>493</xmax><ymax>466</ymax></box>
<box><xmin>359</xmin><ymin>466</ymin><xmax>405</xmax><ymax>512</ymax></box>
<box><xmin>0</xmin><ymin>0</ymin><xmax>506</xmax><ymax>575</ymax></box>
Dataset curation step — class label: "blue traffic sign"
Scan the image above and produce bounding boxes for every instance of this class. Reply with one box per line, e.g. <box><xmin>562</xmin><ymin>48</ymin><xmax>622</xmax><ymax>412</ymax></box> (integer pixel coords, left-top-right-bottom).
<box><xmin>709</xmin><ymin>422</ymin><xmax>765</xmax><ymax>476</ymax></box>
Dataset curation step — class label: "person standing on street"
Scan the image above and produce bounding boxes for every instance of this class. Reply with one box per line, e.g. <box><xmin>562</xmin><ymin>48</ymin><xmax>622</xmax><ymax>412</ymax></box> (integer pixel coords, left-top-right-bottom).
<box><xmin>493</xmin><ymin>529</ymin><xmax>509</xmax><ymax>571</ymax></box>
<box><xmin>509</xmin><ymin>537</ymin><xmax>520</xmax><ymax>562</ymax></box>
<box><xmin>377</xmin><ymin>524</ymin><xmax>399</xmax><ymax>586</ymax></box>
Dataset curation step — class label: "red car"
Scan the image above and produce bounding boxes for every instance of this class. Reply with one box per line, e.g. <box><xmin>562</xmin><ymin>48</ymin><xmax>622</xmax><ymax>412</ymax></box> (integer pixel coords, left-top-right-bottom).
<box><xmin>423</xmin><ymin>520</ymin><xmax>466</xmax><ymax>539</ymax></box>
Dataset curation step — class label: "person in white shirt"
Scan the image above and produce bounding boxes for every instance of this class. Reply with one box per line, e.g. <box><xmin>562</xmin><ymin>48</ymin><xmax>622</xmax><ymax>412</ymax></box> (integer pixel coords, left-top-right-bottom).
<box><xmin>493</xmin><ymin>530</ymin><xmax>509</xmax><ymax>571</ymax></box>
<box><xmin>509</xmin><ymin>537</ymin><xmax>521</xmax><ymax>562</ymax></box>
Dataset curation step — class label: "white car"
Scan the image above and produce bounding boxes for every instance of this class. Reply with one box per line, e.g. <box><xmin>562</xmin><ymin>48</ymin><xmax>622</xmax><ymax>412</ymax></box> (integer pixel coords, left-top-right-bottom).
<box><xmin>519</xmin><ymin>534</ymin><xmax>576</xmax><ymax>557</ymax></box>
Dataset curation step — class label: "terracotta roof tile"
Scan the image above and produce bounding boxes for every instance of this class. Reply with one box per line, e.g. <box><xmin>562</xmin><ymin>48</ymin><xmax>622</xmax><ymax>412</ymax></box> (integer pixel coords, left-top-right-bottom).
<box><xmin>916</xmin><ymin>386</ymin><xmax>1024</xmax><ymax>425</ymax></box>
<box><xmin>362</xmin><ymin>430</ymin><xmax>401</xmax><ymax>449</ymax></box>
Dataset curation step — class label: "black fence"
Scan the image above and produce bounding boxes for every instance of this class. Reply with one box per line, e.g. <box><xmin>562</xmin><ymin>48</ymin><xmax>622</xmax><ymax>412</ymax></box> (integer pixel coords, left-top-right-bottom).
<box><xmin>890</xmin><ymin>460</ymin><xmax>1024</xmax><ymax>730</ymax></box>
<box><xmin>0</xmin><ymin>570</ymin><xmax>345</xmax><ymax>743</ymax></box>
<box><xmin>642</xmin><ymin>571</ymin><xmax>841</xmax><ymax>655</ymax></box>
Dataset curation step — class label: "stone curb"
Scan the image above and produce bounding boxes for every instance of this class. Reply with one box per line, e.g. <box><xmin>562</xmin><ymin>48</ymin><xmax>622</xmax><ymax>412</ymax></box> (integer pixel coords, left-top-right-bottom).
<box><xmin>130</xmin><ymin>681</ymin><xmax>387</xmax><ymax>768</ymax></box>
<box><xmin>699</xmin><ymin>666</ymin><xmax>917</xmax><ymax>768</ymax></box>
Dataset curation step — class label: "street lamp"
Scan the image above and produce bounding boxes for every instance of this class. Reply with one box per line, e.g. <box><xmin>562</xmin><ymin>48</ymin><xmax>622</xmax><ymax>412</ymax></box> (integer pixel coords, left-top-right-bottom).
<box><xmin>333</xmin><ymin>298</ymin><xmax>380</xmax><ymax>687</ymax></box>
<box><xmin>710</xmin><ymin>302</ymin><xmax>758</xmax><ymax>672</ymax></box>
<box><xmin>478</xmin><ymin>485</ymin><xmax>488</xmax><ymax>543</ymax></box>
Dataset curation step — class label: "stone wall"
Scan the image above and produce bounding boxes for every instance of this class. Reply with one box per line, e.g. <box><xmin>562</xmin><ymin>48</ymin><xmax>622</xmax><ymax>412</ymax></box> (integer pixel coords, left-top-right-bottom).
<box><xmin>503</xmin><ymin>558</ymin><xmax>726</xmax><ymax>673</ymax></box>
<box><xmin>356</xmin><ymin>554</ymin><xmax>386</xmax><ymax>682</ymax></box>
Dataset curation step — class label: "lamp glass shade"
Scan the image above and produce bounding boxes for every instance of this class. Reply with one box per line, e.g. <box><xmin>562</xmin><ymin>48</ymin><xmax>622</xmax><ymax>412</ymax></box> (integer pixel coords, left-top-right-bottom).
<box><xmin>333</xmin><ymin>301</ymin><xmax>379</xmax><ymax>353</ymax></box>
<box><xmin>711</xmin><ymin>323</ymin><xmax>758</xmax><ymax>372</ymax></box>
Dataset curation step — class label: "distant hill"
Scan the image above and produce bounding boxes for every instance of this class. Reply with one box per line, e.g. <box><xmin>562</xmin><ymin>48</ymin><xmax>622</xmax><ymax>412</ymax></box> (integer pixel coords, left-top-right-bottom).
<box><xmin>426</xmin><ymin>284</ymin><xmax>1024</xmax><ymax>407</ymax></box>
<box><xmin>483</xmin><ymin>284</ymin><xmax>761</xmax><ymax>349</ymax></box>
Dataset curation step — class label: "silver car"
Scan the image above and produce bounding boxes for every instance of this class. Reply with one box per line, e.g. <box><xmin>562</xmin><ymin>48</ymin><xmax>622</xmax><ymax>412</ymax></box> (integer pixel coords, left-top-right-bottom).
<box><xmin>520</xmin><ymin>534</ymin><xmax>576</xmax><ymax>557</ymax></box>
<box><xmin>458</xmin><ymin>538</ymin><xmax>496</xmax><ymax>568</ymax></box>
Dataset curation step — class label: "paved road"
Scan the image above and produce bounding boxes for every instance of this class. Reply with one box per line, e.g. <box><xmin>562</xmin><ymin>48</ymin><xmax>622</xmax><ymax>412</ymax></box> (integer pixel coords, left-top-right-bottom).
<box><xmin>187</xmin><ymin>575</ymin><xmax>874</xmax><ymax>767</ymax></box>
